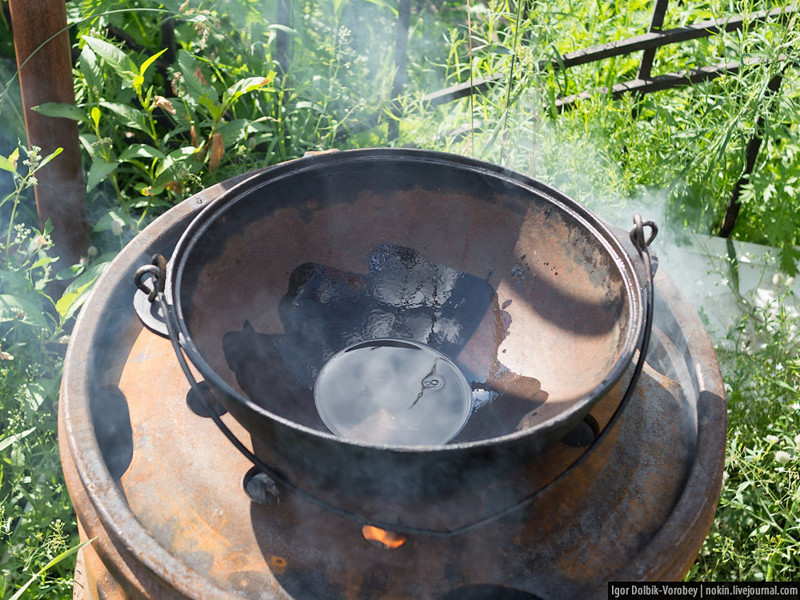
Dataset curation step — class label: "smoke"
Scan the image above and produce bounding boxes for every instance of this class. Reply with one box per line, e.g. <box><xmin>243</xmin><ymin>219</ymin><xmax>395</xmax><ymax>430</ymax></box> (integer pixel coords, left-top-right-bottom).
<box><xmin>403</xmin><ymin>70</ymin><xmax>796</xmax><ymax>363</ymax></box>
<box><xmin>24</xmin><ymin>4</ymin><xmax>798</xmax><ymax>596</ymax></box>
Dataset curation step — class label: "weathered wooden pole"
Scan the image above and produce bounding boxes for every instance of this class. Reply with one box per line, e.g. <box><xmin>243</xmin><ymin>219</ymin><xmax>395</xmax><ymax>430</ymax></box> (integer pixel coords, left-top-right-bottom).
<box><xmin>9</xmin><ymin>0</ymin><xmax>88</xmax><ymax>267</ymax></box>
<box><xmin>719</xmin><ymin>71</ymin><xmax>784</xmax><ymax>238</ymax></box>
<box><xmin>387</xmin><ymin>0</ymin><xmax>411</xmax><ymax>142</ymax></box>
<box><xmin>637</xmin><ymin>0</ymin><xmax>671</xmax><ymax>81</ymax></box>
<box><xmin>276</xmin><ymin>0</ymin><xmax>291</xmax><ymax>75</ymax></box>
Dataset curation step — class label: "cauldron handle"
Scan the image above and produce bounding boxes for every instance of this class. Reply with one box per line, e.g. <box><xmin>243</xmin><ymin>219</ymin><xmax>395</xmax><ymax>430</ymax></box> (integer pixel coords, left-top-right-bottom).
<box><xmin>132</xmin><ymin>216</ymin><xmax>657</xmax><ymax>539</ymax></box>
<box><xmin>135</xmin><ymin>255</ymin><xmax>292</xmax><ymax>494</ymax></box>
<box><xmin>605</xmin><ymin>217</ymin><xmax>659</xmax><ymax>289</ymax></box>
<box><xmin>623</xmin><ymin>212</ymin><xmax>657</xmax><ymax>402</ymax></box>
<box><xmin>134</xmin><ymin>255</ymin><xmax>439</xmax><ymax>535</ymax></box>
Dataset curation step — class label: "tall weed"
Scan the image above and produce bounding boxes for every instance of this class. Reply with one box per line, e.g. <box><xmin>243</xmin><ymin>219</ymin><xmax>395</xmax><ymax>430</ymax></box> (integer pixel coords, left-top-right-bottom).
<box><xmin>0</xmin><ymin>147</ymin><xmax>85</xmax><ymax>598</ymax></box>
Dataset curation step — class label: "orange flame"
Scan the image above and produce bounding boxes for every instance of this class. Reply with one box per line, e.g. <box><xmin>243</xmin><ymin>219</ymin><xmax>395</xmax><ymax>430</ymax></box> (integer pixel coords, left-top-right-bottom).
<box><xmin>361</xmin><ymin>525</ymin><xmax>407</xmax><ymax>549</ymax></box>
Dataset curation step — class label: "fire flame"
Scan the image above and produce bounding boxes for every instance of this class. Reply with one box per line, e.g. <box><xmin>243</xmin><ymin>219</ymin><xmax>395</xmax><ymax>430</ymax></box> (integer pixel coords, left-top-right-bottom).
<box><xmin>361</xmin><ymin>525</ymin><xmax>407</xmax><ymax>549</ymax></box>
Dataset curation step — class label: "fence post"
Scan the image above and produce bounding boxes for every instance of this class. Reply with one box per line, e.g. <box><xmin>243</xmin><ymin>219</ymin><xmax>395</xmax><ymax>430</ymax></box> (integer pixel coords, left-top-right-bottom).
<box><xmin>637</xmin><ymin>0</ymin><xmax>671</xmax><ymax>81</ymax></box>
<box><xmin>9</xmin><ymin>0</ymin><xmax>88</xmax><ymax>268</ymax></box>
<box><xmin>388</xmin><ymin>0</ymin><xmax>411</xmax><ymax>141</ymax></box>
<box><xmin>276</xmin><ymin>0</ymin><xmax>291</xmax><ymax>75</ymax></box>
<box><xmin>719</xmin><ymin>72</ymin><xmax>784</xmax><ymax>238</ymax></box>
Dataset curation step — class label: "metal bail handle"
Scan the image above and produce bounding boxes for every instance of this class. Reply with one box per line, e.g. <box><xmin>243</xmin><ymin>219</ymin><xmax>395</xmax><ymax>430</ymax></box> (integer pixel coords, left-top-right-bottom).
<box><xmin>131</xmin><ymin>218</ymin><xmax>659</xmax><ymax>539</ymax></box>
<box><xmin>133</xmin><ymin>254</ymin><xmax>167</xmax><ymax>302</ymax></box>
<box><xmin>618</xmin><ymin>211</ymin><xmax>658</xmax><ymax>421</ymax></box>
<box><xmin>630</xmin><ymin>213</ymin><xmax>658</xmax><ymax>251</ymax></box>
<box><xmin>132</xmin><ymin>255</ymin><xmax>451</xmax><ymax>536</ymax></box>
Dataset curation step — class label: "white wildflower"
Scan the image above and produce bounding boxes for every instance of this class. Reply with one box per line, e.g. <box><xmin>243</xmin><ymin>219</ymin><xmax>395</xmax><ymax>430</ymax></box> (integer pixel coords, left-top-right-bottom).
<box><xmin>775</xmin><ymin>451</ymin><xmax>791</xmax><ymax>464</ymax></box>
<box><xmin>110</xmin><ymin>220</ymin><xmax>124</xmax><ymax>237</ymax></box>
<box><xmin>722</xmin><ymin>471</ymin><xmax>730</xmax><ymax>485</ymax></box>
<box><xmin>794</xmin><ymin>434</ymin><xmax>800</xmax><ymax>447</ymax></box>
<box><xmin>786</xmin><ymin>276</ymin><xmax>795</xmax><ymax>287</ymax></box>
<box><xmin>87</xmin><ymin>245</ymin><xmax>98</xmax><ymax>258</ymax></box>
<box><xmin>766</xmin><ymin>435</ymin><xmax>779</xmax><ymax>445</ymax></box>
<box><xmin>772</xmin><ymin>273</ymin><xmax>784</xmax><ymax>286</ymax></box>
<box><xmin>32</xmin><ymin>234</ymin><xmax>49</xmax><ymax>250</ymax></box>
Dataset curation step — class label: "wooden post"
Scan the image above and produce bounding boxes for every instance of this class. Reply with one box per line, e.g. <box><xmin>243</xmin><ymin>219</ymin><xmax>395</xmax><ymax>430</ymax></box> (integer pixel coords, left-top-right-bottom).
<box><xmin>387</xmin><ymin>0</ymin><xmax>411</xmax><ymax>141</ymax></box>
<box><xmin>9</xmin><ymin>0</ymin><xmax>88</xmax><ymax>267</ymax></box>
<box><xmin>637</xmin><ymin>0</ymin><xmax>671</xmax><ymax>81</ymax></box>
<box><xmin>719</xmin><ymin>72</ymin><xmax>784</xmax><ymax>238</ymax></box>
<box><xmin>276</xmin><ymin>0</ymin><xmax>291</xmax><ymax>75</ymax></box>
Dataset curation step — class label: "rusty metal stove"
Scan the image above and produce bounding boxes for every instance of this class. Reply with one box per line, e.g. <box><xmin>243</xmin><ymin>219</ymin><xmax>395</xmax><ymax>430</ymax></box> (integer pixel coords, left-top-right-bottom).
<box><xmin>60</xmin><ymin>165</ymin><xmax>726</xmax><ymax>600</ymax></box>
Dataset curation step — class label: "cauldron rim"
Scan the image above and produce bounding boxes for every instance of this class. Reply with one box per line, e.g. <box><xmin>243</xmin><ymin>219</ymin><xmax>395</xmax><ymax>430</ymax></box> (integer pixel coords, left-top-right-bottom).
<box><xmin>168</xmin><ymin>148</ymin><xmax>645</xmax><ymax>453</ymax></box>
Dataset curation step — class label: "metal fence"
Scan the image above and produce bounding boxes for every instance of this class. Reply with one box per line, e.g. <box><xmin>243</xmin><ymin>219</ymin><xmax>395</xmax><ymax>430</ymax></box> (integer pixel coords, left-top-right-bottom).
<box><xmin>385</xmin><ymin>0</ymin><xmax>795</xmax><ymax>237</ymax></box>
<box><xmin>8</xmin><ymin>0</ymin><xmax>797</xmax><ymax>263</ymax></box>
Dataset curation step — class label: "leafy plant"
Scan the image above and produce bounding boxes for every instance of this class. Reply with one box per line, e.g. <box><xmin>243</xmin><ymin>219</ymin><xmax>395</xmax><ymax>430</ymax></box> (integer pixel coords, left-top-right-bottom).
<box><xmin>6</xmin><ymin>539</ymin><xmax>93</xmax><ymax>600</ymax></box>
<box><xmin>689</xmin><ymin>265</ymin><xmax>799</xmax><ymax>581</ymax></box>
<box><xmin>35</xmin><ymin>35</ymin><xmax>276</xmax><ymax>224</ymax></box>
<box><xmin>738</xmin><ymin>132</ymin><xmax>800</xmax><ymax>276</ymax></box>
<box><xmin>400</xmin><ymin>0</ymin><xmax>800</xmax><ymax>276</ymax></box>
<box><xmin>0</xmin><ymin>147</ymin><xmax>85</xmax><ymax>599</ymax></box>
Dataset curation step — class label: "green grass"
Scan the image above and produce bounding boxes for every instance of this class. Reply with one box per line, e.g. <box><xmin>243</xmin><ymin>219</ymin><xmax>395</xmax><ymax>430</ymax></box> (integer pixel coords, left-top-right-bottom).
<box><xmin>1</xmin><ymin>0</ymin><xmax>798</xmax><ymax>595</ymax></box>
<box><xmin>690</xmin><ymin>266</ymin><xmax>799</xmax><ymax>581</ymax></box>
<box><xmin>403</xmin><ymin>0</ymin><xmax>800</xmax><ymax>271</ymax></box>
<box><xmin>1</xmin><ymin>149</ymin><xmax>79</xmax><ymax>598</ymax></box>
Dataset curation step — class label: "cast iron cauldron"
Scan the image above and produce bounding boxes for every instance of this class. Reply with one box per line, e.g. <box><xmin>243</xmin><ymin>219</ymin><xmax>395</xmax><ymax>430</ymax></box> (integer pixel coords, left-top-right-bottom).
<box><xmin>135</xmin><ymin>149</ymin><xmax>656</xmax><ymax>533</ymax></box>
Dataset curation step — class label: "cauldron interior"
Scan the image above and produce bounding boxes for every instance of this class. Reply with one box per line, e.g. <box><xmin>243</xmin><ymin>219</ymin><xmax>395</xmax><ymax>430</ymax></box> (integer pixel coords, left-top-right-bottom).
<box><xmin>176</xmin><ymin>152</ymin><xmax>636</xmax><ymax>445</ymax></box>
